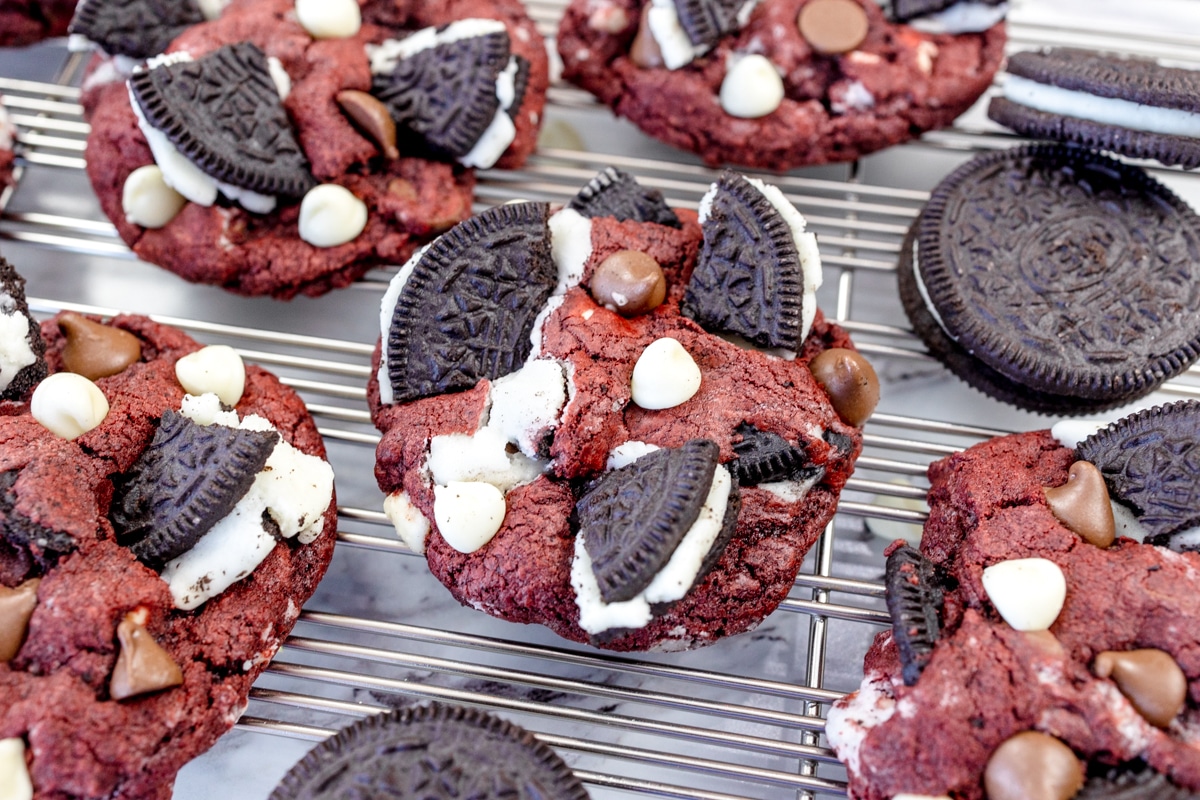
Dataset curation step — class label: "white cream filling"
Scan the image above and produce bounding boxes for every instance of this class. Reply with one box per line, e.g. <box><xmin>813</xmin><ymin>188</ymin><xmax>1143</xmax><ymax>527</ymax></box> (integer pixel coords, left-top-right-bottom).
<box><xmin>384</xmin><ymin>490</ymin><xmax>431</xmax><ymax>553</ymax></box>
<box><xmin>1050</xmin><ymin>419</ymin><xmax>1106</xmax><ymax>449</ymax></box>
<box><xmin>646</xmin><ymin>0</ymin><xmax>709</xmax><ymax>70</ymax></box>
<box><xmin>366</xmin><ymin>19</ymin><xmax>508</xmax><ymax>72</ymax></box>
<box><xmin>910</xmin><ymin>237</ymin><xmax>956</xmax><ymax>342</ymax></box>
<box><xmin>572</xmin><ymin>464</ymin><xmax>732</xmax><ymax>634</ymax></box>
<box><xmin>376</xmin><ymin>242</ymin><xmax>431</xmax><ymax>405</ymax></box>
<box><xmin>459</xmin><ymin>56</ymin><xmax>520</xmax><ymax>168</ymax></box>
<box><xmin>1004</xmin><ymin>74</ymin><xmax>1200</xmax><ymax>139</ymax></box>
<box><xmin>759</xmin><ymin>470</ymin><xmax>822</xmax><ymax>503</ymax></box>
<box><xmin>0</xmin><ymin>290</ymin><xmax>36</xmax><ymax>395</ymax></box>
<box><xmin>908</xmin><ymin>1</ymin><xmax>1007</xmax><ymax>34</ymax></box>
<box><xmin>159</xmin><ymin>393</ymin><xmax>334</xmax><ymax>610</ymax></box>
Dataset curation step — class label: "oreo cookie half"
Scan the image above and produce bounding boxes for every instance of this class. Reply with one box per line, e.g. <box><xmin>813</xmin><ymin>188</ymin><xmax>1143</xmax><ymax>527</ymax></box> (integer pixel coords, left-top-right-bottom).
<box><xmin>69</xmin><ymin>0</ymin><xmax>204</xmax><ymax>60</ymax></box>
<box><xmin>110</xmin><ymin>409</ymin><xmax>279</xmax><ymax>567</ymax></box>
<box><xmin>884</xmin><ymin>544</ymin><xmax>944</xmax><ymax>686</ymax></box>
<box><xmin>682</xmin><ymin>171</ymin><xmax>821</xmax><ymax>353</ymax></box>
<box><xmin>270</xmin><ymin>703</ymin><xmax>590</xmax><ymax>800</ymax></box>
<box><xmin>672</xmin><ymin>0</ymin><xmax>747</xmax><ymax>49</ymax></box>
<box><xmin>0</xmin><ymin>257</ymin><xmax>46</xmax><ymax>403</ymax></box>
<box><xmin>1075</xmin><ymin>401</ymin><xmax>1200</xmax><ymax>546</ymax></box>
<box><xmin>129</xmin><ymin>43</ymin><xmax>316</xmax><ymax>198</ymax></box>
<box><xmin>989</xmin><ymin>48</ymin><xmax>1200</xmax><ymax>170</ymax></box>
<box><xmin>900</xmin><ymin>144</ymin><xmax>1200</xmax><ymax>413</ymax></box>
<box><xmin>567</xmin><ymin>167</ymin><xmax>681</xmax><ymax>228</ymax></box>
<box><xmin>383</xmin><ymin>202</ymin><xmax>557</xmax><ymax>405</ymax></box>
<box><xmin>577</xmin><ymin>439</ymin><xmax>729</xmax><ymax>603</ymax></box>
<box><xmin>727</xmin><ymin>422</ymin><xmax>818</xmax><ymax>486</ymax></box>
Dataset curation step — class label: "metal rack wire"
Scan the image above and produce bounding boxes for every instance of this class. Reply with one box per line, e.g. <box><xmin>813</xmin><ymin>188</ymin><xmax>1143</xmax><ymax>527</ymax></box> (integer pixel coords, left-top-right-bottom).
<box><xmin>2</xmin><ymin>4</ymin><xmax>1200</xmax><ymax>797</ymax></box>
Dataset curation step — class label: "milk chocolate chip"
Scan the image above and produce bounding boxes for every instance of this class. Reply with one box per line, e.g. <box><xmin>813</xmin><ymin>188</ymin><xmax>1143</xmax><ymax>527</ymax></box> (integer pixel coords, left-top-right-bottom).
<box><xmin>984</xmin><ymin>731</ymin><xmax>1084</xmax><ymax>800</ymax></box>
<box><xmin>110</xmin><ymin>612</ymin><xmax>184</xmax><ymax>701</ymax></box>
<box><xmin>798</xmin><ymin>0</ymin><xmax>869</xmax><ymax>56</ymax></box>
<box><xmin>630</xmin><ymin>3</ymin><xmax>665</xmax><ymax>68</ymax></box>
<box><xmin>1093</xmin><ymin>649</ymin><xmax>1187</xmax><ymax>729</ymax></box>
<box><xmin>1043</xmin><ymin>461</ymin><xmax>1116</xmax><ymax>548</ymax></box>
<box><xmin>591</xmin><ymin>250</ymin><xmax>667</xmax><ymax>317</ymax></box>
<box><xmin>0</xmin><ymin>578</ymin><xmax>39</xmax><ymax>662</ymax></box>
<box><xmin>337</xmin><ymin>89</ymin><xmax>400</xmax><ymax>160</ymax></box>
<box><xmin>58</xmin><ymin>313</ymin><xmax>142</xmax><ymax>381</ymax></box>
<box><xmin>809</xmin><ymin>348</ymin><xmax>879</xmax><ymax>427</ymax></box>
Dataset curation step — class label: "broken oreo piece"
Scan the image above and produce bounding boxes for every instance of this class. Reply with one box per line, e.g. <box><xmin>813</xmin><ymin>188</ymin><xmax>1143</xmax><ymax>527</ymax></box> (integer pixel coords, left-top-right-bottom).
<box><xmin>0</xmin><ymin>257</ymin><xmax>47</xmax><ymax>403</ymax></box>
<box><xmin>578</xmin><ymin>439</ymin><xmax>723</xmax><ymax>604</ymax></box>
<box><xmin>110</xmin><ymin>409</ymin><xmax>279</xmax><ymax>567</ymax></box>
<box><xmin>0</xmin><ymin>470</ymin><xmax>76</xmax><ymax>569</ymax></box>
<box><xmin>728</xmin><ymin>422</ymin><xmax>817</xmax><ymax>486</ymax></box>
<box><xmin>372</xmin><ymin>26</ymin><xmax>513</xmax><ymax>160</ymax></box>
<box><xmin>129</xmin><ymin>43</ymin><xmax>316</xmax><ymax>198</ymax></box>
<box><xmin>682</xmin><ymin>171</ymin><xmax>815</xmax><ymax>352</ymax></box>
<box><xmin>69</xmin><ymin>0</ymin><xmax>204</xmax><ymax>60</ymax></box>
<box><xmin>1077</xmin><ymin>760</ymin><xmax>1199</xmax><ymax>799</ymax></box>
<box><xmin>383</xmin><ymin>202</ymin><xmax>557</xmax><ymax>405</ymax></box>
<box><xmin>673</xmin><ymin>0</ymin><xmax>747</xmax><ymax>49</ymax></box>
<box><xmin>890</xmin><ymin>0</ymin><xmax>1003</xmax><ymax>22</ymax></box>
<box><xmin>567</xmin><ymin>167</ymin><xmax>681</xmax><ymax>228</ymax></box>
<box><xmin>1075</xmin><ymin>401</ymin><xmax>1200</xmax><ymax>544</ymax></box>
<box><xmin>884</xmin><ymin>543</ymin><xmax>944</xmax><ymax>686</ymax></box>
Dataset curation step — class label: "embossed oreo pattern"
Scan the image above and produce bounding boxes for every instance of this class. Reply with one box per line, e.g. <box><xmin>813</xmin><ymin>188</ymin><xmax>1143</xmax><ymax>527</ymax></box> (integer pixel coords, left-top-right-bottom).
<box><xmin>916</xmin><ymin>144</ymin><xmax>1200</xmax><ymax>401</ymax></box>
<box><xmin>728</xmin><ymin>422</ymin><xmax>816</xmax><ymax>486</ymax></box>
<box><xmin>674</xmin><ymin>0</ymin><xmax>745</xmax><ymax>48</ymax></box>
<box><xmin>1005</xmin><ymin>48</ymin><xmax>1200</xmax><ymax>113</ymax></box>
<box><xmin>69</xmin><ymin>0</ymin><xmax>204</xmax><ymax>59</ymax></box>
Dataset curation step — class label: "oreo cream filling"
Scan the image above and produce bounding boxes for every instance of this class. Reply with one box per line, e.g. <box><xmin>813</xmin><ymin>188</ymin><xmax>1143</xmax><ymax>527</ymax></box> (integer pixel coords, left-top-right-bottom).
<box><xmin>159</xmin><ymin>393</ymin><xmax>334</xmax><ymax>610</ymax></box>
<box><xmin>646</xmin><ymin>0</ymin><xmax>758</xmax><ymax>70</ymax></box>
<box><xmin>907</xmin><ymin>1</ymin><xmax>1007</xmax><ymax>34</ymax></box>
<box><xmin>0</xmin><ymin>290</ymin><xmax>37</xmax><ymax>396</ymax></box>
<box><xmin>1004</xmin><ymin>74</ymin><xmax>1200</xmax><ymax>139</ymax></box>
<box><xmin>910</xmin><ymin>238</ymin><xmax>957</xmax><ymax>342</ymax></box>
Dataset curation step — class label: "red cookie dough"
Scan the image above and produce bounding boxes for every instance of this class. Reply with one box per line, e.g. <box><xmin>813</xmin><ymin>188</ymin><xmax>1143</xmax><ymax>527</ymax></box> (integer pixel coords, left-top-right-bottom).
<box><xmin>0</xmin><ymin>314</ymin><xmax>337</xmax><ymax>799</ymax></box>
<box><xmin>827</xmin><ymin>430</ymin><xmax>1200</xmax><ymax>799</ymax></box>
<box><xmin>557</xmin><ymin>0</ymin><xmax>1005</xmax><ymax>169</ymax></box>
<box><xmin>0</xmin><ymin>0</ymin><xmax>75</xmax><ymax>47</ymax></box>
<box><xmin>369</xmin><ymin>208</ymin><xmax>865</xmax><ymax>652</ymax></box>
<box><xmin>83</xmin><ymin>0</ymin><xmax>548</xmax><ymax>298</ymax></box>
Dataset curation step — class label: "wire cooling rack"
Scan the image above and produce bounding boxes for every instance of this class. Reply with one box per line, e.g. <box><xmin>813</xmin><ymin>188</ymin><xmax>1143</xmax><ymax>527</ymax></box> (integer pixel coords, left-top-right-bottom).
<box><xmin>2</xmin><ymin>3</ymin><xmax>1200</xmax><ymax>797</ymax></box>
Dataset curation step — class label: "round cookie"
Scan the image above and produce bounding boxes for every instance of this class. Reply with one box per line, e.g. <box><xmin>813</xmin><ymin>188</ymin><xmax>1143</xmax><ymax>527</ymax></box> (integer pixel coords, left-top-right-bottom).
<box><xmin>369</xmin><ymin>168</ymin><xmax>873</xmax><ymax>652</ymax></box>
<box><xmin>271</xmin><ymin>703</ymin><xmax>590</xmax><ymax>800</ymax></box>
<box><xmin>827</xmin><ymin>401</ymin><xmax>1200</xmax><ymax>800</ymax></box>
<box><xmin>556</xmin><ymin>0</ymin><xmax>1006</xmax><ymax>169</ymax></box>
<box><xmin>898</xmin><ymin>143</ymin><xmax>1200</xmax><ymax>414</ymax></box>
<box><xmin>83</xmin><ymin>0</ymin><xmax>548</xmax><ymax>298</ymax></box>
<box><xmin>0</xmin><ymin>0</ymin><xmax>76</xmax><ymax>46</ymax></box>
<box><xmin>0</xmin><ymin>291</ymin><xmax>337</xmax><ymax>796</ymax></box>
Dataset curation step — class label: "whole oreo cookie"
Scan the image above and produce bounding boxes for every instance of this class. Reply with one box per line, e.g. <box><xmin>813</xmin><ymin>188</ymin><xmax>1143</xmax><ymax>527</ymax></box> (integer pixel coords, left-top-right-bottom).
<box><xmin>899</xmin><ymin>143</ymin><xmax>1200</xmax><ymax>413</ymax></box>
<box><xmin>989</xmin><ymin>48</ymin><xmax>1200</xmax><ymax>170</ymax></box>
<box><xmin>370</xmin><ymin>168</ymin><xmax>875</xmax><ymax>651</ymax></box>
<box><xmin>83</xmin><ymin>0</ymin><xmax>549</xmax><ymax>298</ymax></box>
<box><xmin>556</xmin><ymin>0</ymin><xmax>1006</xmax><ymax>169</ymax></box>
<box><xmin>271</xmin><ymin>703</ymin><xmax>590</xmax><ymax>800</ymax></box>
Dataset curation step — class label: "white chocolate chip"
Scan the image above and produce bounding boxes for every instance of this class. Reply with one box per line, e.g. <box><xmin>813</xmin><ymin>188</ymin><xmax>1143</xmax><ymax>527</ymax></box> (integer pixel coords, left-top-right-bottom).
<box><xmin>294</xmin><ymin>0</ymin><xmax>361</xmax><ymax>39</ymax></box>
<box><xmin>981</xmin><ymin>558</ymin><xmax>1066</xmax><ymax>632</ymax></box>
<box><xmin>0</xmin><ymin>738</ymin><xmax>32</xmax><ymax>800</ymax></box>
<box><xmin>433</xmin><ymin>481</ymin><xmax>506</xmax><ymax>553</ymax></box>
<box><xmin>30</xmin><ymin>372</ymin><xmax>109</xmax><ymax>440</ymax></box>
<box><xmin>384</xmin><ymin>490</ymin><xmax>431</xmax><ymax>554</ymax></box>
<box><xmin>175</xmin><ymin>345</ymin><xmax>246</xmax><ymax>406</ymax></box>
<box><xmin>298</xmin><ymin>184</ymin><xmax>368</xmax><ymax>248</ymax></box>
<box><xmin>720</xmin><ymin>54</ymin><xmax>784</xmax><ymax>119</ymax></box>
<box><xmin>631</xmin><ymin>337</ymin><xmax>701</xmax><ymax>410</ymax></box>
<box><xmin>122</xmin><ymin>165</ymin><xmax>186</xmax><ymax>229</ymax></box>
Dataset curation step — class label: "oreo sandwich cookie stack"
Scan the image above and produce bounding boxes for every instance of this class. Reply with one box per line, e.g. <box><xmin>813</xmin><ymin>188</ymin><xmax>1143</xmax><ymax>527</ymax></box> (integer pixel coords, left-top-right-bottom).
<box><xmin>898</xmin><ymin>48</ymin><xmax>1200</xmax><ymax>413</ymax></box>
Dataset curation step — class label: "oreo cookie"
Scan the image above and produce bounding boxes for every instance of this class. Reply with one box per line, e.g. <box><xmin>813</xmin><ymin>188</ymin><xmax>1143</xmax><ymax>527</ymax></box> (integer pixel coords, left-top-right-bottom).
<box><xmin>567</xmin><ymin>167</ymin><xmax>681</xmax><ymax>228</ymax></box>
<box><xmin>890</xmin><ymin>0</ymin><xmax>1004</xmax><ymax>22</ymax></box>
<box><xmin>1075</xmin><ymin>401</ymin><xmax>1200</xmax><ymax>546</ymax></box>
<box><xmin>989</xmin><ymin>48</ymin><xmax>1200</xmax><ymax>170</ymax></box>
<box><xmin>727</xmin><ymin>423</ymin><xmax>817</xmax><ymax>486</ymax></box>
<box><xmin>270</xmin><ymin>703</ymin><xmax>590</xmax><ymax>800</ymax></box>
<box><xmin>1078</xmin><ymin>761</ymin><xmax>1200</xmax><ymax>799</ymax></box>
<box><xmin>382</xmin><ymin>202</ymin><xmax>557</xmax><ymax>406</ymax></box>
<box><xmin>884</xmin><ymin>543</ymin><xmax>944</xmax><ymax>686</ymax></box>
<box><xmin>0</xmin><ymin>470</ymin><xmax>76</xmax><ymax>569</ymax></box>
<box><xmin>672</xmin><ymin>0</ymin><xmax>747</xmax><ymax>49</ymax></box>
<box><xmin>129</xmin><ymin>43</ymin><xmax>316</xmax><ymax>198</ymax></box>
<box><xmin>69</xmin><ymin>0</ymin><xmax>205</xmax><ymax>59</ymax></box>
<box><xmin>899</xmin><ymin>144</ymin><xmax>1200</xmax><ymax>413</ymax></box>
<box><xmin>0</xmin><ymin>257</ymin><xmax>46</xmax><ymax>403</ymax></box>
<box><xmin>577</xmin><ymin>439</ymin><xmax>728</xmax><ymax>603</ymax></box>
<box><xmin>110</xmin><ymin>409</ymin><xmax>279</xmax><ymax>567</ymax></box>
<box><xmin>682</xmin><ymin>171</ymin><xmax>821</xmax><ymax>353</ymax></box>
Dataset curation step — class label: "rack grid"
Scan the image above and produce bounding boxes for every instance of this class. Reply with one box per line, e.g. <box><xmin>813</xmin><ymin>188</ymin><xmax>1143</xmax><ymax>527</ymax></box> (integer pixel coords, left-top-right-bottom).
<box><xmin>1</xmin><ymin>4</ymin><xmax>1198</xmax><ymax>797</ymax></box>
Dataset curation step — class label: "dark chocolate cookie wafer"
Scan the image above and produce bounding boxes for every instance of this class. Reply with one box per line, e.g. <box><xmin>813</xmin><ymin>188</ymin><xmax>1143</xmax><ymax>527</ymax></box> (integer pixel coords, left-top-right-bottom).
<box><xmin>69</xmin><ymin>0</ymin><xmax>205</xmax><ymax>59</ymax></box>
<box><xmin>271</xmin><ymin>703</ymin><xmax>590</xmax><ymax>800</ymax></box>
<box><xmin>567</xmin><ymin>166</ymin><xmax>681</xmax><ymax>228</ymax></box>
<box><xmin>0</xmin><ymin>257</ymin><xmax>46</xmax><ymax>403</ymax></box>
<box><xmin>899</xmin><ymin>143</ymin><xmax>1200</xmax><ymax>413</ymax></box>
<box><xmin>989</xmin><ymin>48</ymin><xmax>1200</xmax><ymax>170</ymax></box>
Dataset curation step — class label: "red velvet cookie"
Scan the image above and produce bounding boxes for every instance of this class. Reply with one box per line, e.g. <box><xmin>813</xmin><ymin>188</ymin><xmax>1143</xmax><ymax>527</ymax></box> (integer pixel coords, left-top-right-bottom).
<box><xmin>0</xmin><ymin>294</ymin><xmax>337</xmax><ymax>797</ymax></box>
<box><xmin>557</xmin><ymin>0</ymin><xmax>1006</xmax><ymax>169</ymax></box>
<box><xmin>369</xmin><ymin>168</ymin><xmax>876</xmax><ymax>651</ymax></box>
<box><xmin>0</xmin><ymin>0</ymin><xmax>75</xmax><ymax>46</ymax></box>
<box><xmin>83</xmin><ymin>0</ymin><xmax>548</xmax><ymax>298</ymax></box>
<box><xmin>827</xmin><ymin>402</ymin><xmax>1200</xmax><ymax>800</ymax></box>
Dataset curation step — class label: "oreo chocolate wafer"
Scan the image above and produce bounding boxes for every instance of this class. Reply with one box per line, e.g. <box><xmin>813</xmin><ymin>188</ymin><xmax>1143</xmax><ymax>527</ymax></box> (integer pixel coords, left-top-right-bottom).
<box><xmin>567</xmin><ymin>167</ymin><xmax>681</xmax><ymax>228</ymax></box>
<box><xmin>270</xmin><ymin>703</ymin><xmax>590</xmax><ymax>800</ymax></box>
<box><xmin>69</xmin><ymin>0</ymin><xmax>205</xmax><ymax>59</ymax></box>
<box><xmin>899</xmin><ymin>143</ymin><xmax>1200</xmax><ymax>413</ymax></box>
<box><xmin>988</xmin><ymin>48</ymin><xmax>1200</xmax><ymax>169</ymax></box>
